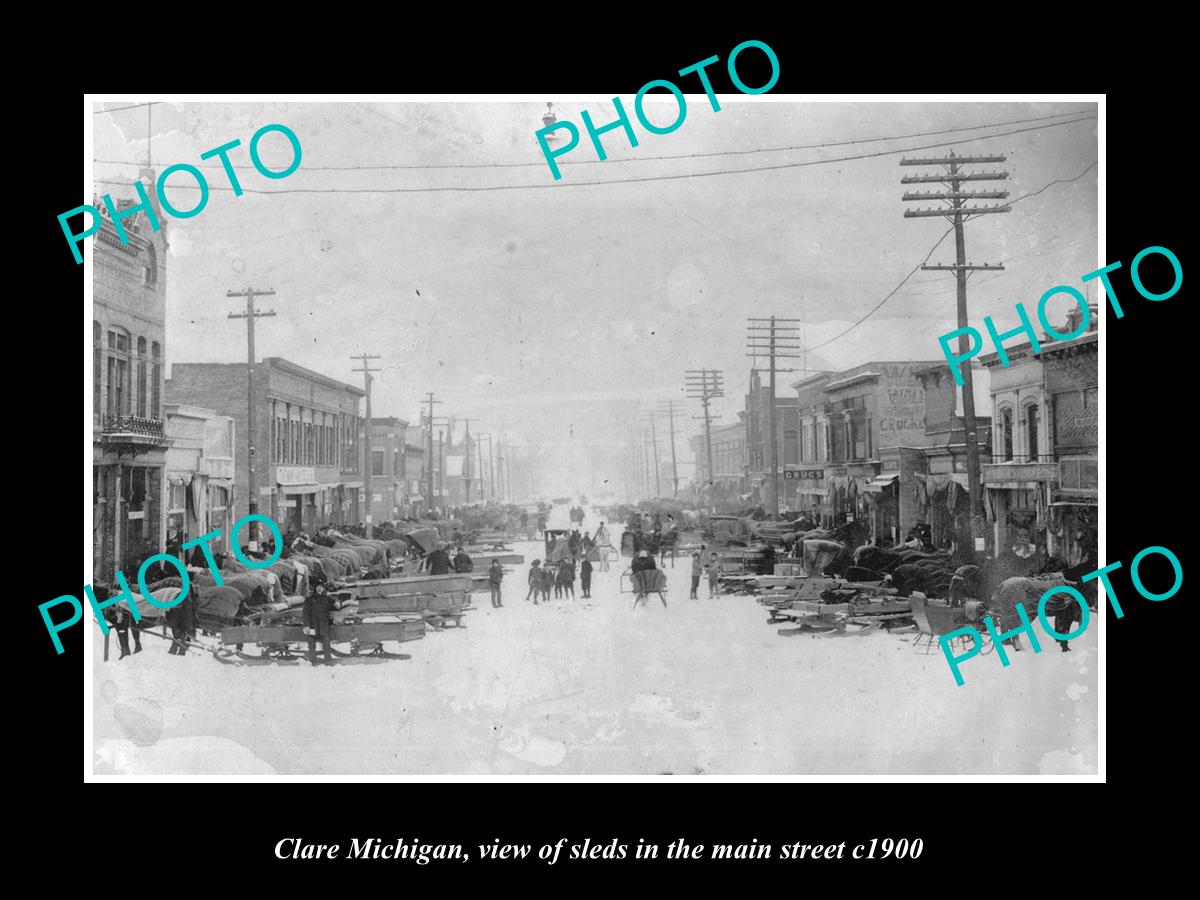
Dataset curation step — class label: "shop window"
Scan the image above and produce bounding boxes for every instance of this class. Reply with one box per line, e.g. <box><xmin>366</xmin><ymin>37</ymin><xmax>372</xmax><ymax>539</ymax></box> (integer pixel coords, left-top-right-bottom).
<box><xmin>126</xmin><ymin>467</ymin><xmax>147</xmax><ymax>513</ymax></box>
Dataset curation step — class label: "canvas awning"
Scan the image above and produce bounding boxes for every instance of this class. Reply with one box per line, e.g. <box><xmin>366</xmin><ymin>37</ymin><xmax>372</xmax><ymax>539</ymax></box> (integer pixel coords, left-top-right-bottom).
<box><xmin>280</xmin><ymin>483</ymin><xmax>319</xmax><ymax>495</ymax></box>
<box><xmin>864</xmin><ymin>474</ymin><xmax>898</xmax><ymax>493</ymax></box>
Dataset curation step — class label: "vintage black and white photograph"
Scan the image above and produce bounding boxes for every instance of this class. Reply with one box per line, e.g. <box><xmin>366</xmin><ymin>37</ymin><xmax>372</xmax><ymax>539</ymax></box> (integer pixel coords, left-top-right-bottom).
<box><xmin>86</xmin><ymin>95</ymin><xmax>1100</xmax><ymax>777</ymax></box>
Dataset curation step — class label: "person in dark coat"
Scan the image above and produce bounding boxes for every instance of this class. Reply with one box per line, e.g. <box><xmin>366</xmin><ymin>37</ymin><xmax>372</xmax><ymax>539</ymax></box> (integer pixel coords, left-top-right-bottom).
<box><xmin>165</xmin><ymin>587</ymin><xmax>196</xmax><ymax>656</ymax></box>
<box><xmin>631</xmin><ymin>550</ymin><xmax>657</xmax><ymax>573</ymax></box>
<box><xmin>453</xmin><ymin>547</ymin><xmax>474</xmax><ymax>573</ymax></box>
<box><xmin>426</xmin><ymin>543</ymin><xmax>454</xmax><ymax>575</ymax></box>
<box><xmin>488</xmin><ymin>560</ymin><xmax>504</xmax><ymax>608</ymax></box>
<box><xmin>526</xmin><ymin>560</ymin><xmax>542</xmax><ymax>604</ymax></box>
<box><xmin>580</xmin><ymin>557</ymin><xmax>593</xmax><ymax>598</ymax></box>
<box><xmin>98</xmin><ymin>585</ymin><xmax>143</xmax><ymax>658</ymax></box>
<box><xmin>557</xmin><ymin>558</ymin><xmax>576</xmax><ymax>599</ymax></box>
<box><xmin>303</xmin><ymin>581</ymin><xmax>335</xmax><ymax>665</ymax></box>
<box><xmin>568</xmin><ymin>529</ymin><xmax>581</xmax><ymax>563</ymax></box>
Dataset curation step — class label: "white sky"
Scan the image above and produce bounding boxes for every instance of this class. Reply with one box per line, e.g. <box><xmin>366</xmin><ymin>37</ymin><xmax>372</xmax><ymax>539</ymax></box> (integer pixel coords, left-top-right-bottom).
<box><xmin>94</xmin><ymin>99</ymin><xmax>1098</xmax><ymax>496</ymax></box>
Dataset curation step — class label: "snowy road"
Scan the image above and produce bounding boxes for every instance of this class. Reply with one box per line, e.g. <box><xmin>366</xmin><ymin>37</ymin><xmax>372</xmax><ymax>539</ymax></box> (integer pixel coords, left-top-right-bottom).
<box><xmin>92</xmin><ymin>527</ymin><xmax>1098</xmax><ymax>776</ymax></box>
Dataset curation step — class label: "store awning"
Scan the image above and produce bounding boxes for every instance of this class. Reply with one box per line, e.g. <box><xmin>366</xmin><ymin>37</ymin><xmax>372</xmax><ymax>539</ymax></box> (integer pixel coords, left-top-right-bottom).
<box><xmin>1049</xmin><ymin>500</ymin><xmax>1097</xmax><ymax>507</ymax></box>
<box><xmin>279</xmin><ymin>483</ymin><xmax>319</xmax><ymax>495</ymax></box>
<box><xmin>864</xmin><ymin>474</ymin><xmax>899</xmax><ymax>493</ymax></box>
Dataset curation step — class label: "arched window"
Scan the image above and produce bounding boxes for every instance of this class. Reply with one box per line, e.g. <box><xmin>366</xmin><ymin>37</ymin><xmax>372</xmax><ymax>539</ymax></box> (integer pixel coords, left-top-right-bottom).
<box><xmin>1026</xmin><ymin>404</ymin><xmax>1039</xmax><ymax>462</ymax></box>
<box><xmin>93</xmin><ymin>322</ymin><xmax>102</xmax><ymax>418</ymax></box>
<box><xmin>1000</xmin><ymin>408</ymin><xmax>1013</xmax><ymax>462</ymax></box>
<box><xmin>151</xmin><ymin>342</ymin><xmax>162</xmax><ymax>419</ymax></box>
<box><xmin>136</xmin><ymin>337</ymin><xmax>148</xmax><ymax>417</ymax></box>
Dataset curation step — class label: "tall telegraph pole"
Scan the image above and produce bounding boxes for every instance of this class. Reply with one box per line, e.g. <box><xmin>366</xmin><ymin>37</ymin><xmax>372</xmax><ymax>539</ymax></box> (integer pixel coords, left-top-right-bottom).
<box><xmin>227</xmin><ymin>287</ymin><xmax>276</xmax><ymax>545</ymax></box>
<box><xmin>902</xmin><ymin>151</ymin><xmax>1010</xmax><ymax>537</ymax></box>
<box><xmin>657</xmin><ymin>400</ymin><xmax>682</xmax><ymax>499</ymax></box>
<box><xmin>422</xmin><ymin>392</ymin><xmax>444</xmax><ymax>515</ymax></box>
<box><xmin>350</xmin><ymin>354</ymin><xmax>381</xmax><ymax>536</ymax></box>
<box><xmin>460</xmin><ymin>418</ymin><xmax>479</xmax><ymax>504</ymax></box>
<box><xmin>685</xmin><ymin>369</ymin><xmax>724</xmax><ymax>509</ymax></box>
<box><xmin>747</xmin><ymin>317</ymin><xmax>802</xmax><ymax>517</ymax></box>
<box><xmin>640</xmin><ymin>411</ymin><xmax>662</xmax><ymax>497</ymax></box>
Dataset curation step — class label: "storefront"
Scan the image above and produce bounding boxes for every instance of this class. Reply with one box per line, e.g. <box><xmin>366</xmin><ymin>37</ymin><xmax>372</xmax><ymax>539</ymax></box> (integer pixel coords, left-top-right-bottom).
<box><xmin>863</xmin><ymin>473</ymin><xmax>898</xmax><ymax>546</ymax></box>
<box><xmin>785</xmin><ymin>467</ymin><xmax>826</xmax><ymax>521</ymax></box>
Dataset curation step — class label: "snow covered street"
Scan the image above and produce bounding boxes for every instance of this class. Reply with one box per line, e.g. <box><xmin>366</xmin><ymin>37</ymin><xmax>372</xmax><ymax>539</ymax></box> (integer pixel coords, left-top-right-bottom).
<box><xmin>92</xmin><ymin>523</ymin><xmax>1098</xmax><ymax>777</ymax></box>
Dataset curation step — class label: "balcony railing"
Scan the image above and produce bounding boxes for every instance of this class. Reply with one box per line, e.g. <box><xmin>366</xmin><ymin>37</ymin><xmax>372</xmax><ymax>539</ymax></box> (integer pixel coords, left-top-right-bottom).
<box><xmin>102</xmin><ymin>415</ymin><xmax>165</xmax><ymax>439</ymax></box>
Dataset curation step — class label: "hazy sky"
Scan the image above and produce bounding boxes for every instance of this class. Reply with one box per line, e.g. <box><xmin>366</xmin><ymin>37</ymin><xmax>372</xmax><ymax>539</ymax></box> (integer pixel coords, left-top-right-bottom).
<box><xmin>93</xmin><ymin>98</ymin><xmax>1098</xmax><ymax>496</ymax></box>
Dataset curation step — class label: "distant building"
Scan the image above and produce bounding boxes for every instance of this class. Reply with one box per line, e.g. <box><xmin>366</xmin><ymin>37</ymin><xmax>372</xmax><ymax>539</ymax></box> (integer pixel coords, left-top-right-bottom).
<box><xmin>164</xmin><ymin>404</ymin><xmax>236</xmax><ymax>556</ymax></box>
<box><xmin>92</xmin><ymin>174</ymin><xmax>170</xmax><ymax>583</ymax></box>
<box><xmin>369</xmin><ymin>417</ymin><xmax>408</xmax><ymax>524</ymax></box>
<box><xmin>167</xmin><ymin>358</ymin><xmax>364</xmax><ymax>535</ymax></box>
<box><xmin>402</xmin><ymin>425</ymin><xmax>427</xmax><ymax>516</ymax></box>
<box><xmin>744</xmin><ymin>369</ymin><xmax>799</xmax><ymax>509</ymax></box>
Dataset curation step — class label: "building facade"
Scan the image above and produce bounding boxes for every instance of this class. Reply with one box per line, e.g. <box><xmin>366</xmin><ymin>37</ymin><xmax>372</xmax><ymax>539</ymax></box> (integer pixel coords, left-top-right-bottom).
<box><xmin>369</xmin><ymin>417</ymin><xmax>409</xmax><ymax>524</ymax></box>
<box><xmin>164</xmin><ymin>404</ymin><xmax>236</xmax><ymax>556</ymax></box>
<box><xmin>913</xmin><ymin>362</ymin><xmax>993</xmax><ymax>550</ymax></box>
<box><xmin>402</xmin><ymin>425</ymin><xmax>428</xmax><ymax>516</ymax></box>
<box><xmin>793</xmin><ymin>361</ymin><xmax>944</xmax><ymax>544</ymax></box>
<box><xmin>92</xmin><ymin>177</ymin><xmax>170</xmax><ymax>584</ymax></box>
<box><xmin>980</xmin><ymin>310</ymin><xmax>1096</xmax><ymax>565</ymax></box>
<box><xmin>166</xmin><ymin>358</ymin><xmax>365</xmax><ymax>537</ymax></box>
<box><xmin>744</xmin><ymin>369</ymin><xmax>800</xmax><ymax>509</ymax></box>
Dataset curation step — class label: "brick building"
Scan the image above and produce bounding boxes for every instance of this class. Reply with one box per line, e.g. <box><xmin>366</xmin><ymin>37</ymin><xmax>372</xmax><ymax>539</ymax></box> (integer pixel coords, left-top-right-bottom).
<box><xmin>92</xmin><ymin>173</ymin><xmax>170</xmax><ymax>583</ymax></box>
<box><xmin>979</xmin><ymin>306</ymin><xmax>1097</xmax><ymax>564</ymax></box>
<box><xmin>166</xmin><ymin>358</ymin><xmax>364</xmax><ymax>536</ymax></box>
<box><xmin>790</xmin><ymin>372</ymin><xmax>834</xmax><ymax>517</ymax></box>
<box><xmin>744</xmin><ymin>369</ymin><xmax>800</xmax><ymax>509</ymax></box>
<box><xmin>369</xmin><ymin>417</ymin><xmax>408</xmax><ymax>523</ymax></box>
<box><xmin>795</xmin><ymin>361</ymin><xmax>947</xmax><ymax>545</ymax></box>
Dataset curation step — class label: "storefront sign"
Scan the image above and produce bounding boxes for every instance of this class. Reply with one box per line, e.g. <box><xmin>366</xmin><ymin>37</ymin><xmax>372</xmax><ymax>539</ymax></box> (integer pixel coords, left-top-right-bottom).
<box><xmin>783</xmin><ymin>469</ymin><xmax>824</xmax><ymax>480</ymax></box>
<box><xmin>276</xmin><ymin>466</ymin><xmax>316</xmax><ymax>485</ymax></box>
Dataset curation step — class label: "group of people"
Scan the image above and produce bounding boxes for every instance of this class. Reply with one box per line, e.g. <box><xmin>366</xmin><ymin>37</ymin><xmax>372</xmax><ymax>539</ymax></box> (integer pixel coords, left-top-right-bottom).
<box><xmin>525</xmin><ymin>556</ymin><xmax>594</xmax><ymax>604</ymax></box>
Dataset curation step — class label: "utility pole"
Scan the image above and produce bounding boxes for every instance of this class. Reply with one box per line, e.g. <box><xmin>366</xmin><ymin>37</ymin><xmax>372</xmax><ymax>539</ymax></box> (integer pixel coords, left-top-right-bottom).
<box><xmin>227</xmin><ymin>287</ymin><xmax>276</xmax><ymax>545</ymax></box>
<box><xmin>438</xmin><ymin>429</ymin><xmax>446</xmax><ymax>505</ymax></box>
<box><xmin>657</xmin><ymin>400</ymin><xmax>681</xmax><ymax>499</ymax></box>
<box><xmin>487</xmin><ymin>434</ymin><xmax>496</xmax><ymax>500</ymax></box>
<box><xmin>902</xmin><ymin>151</ymin><xmax>1010</xmax><ymax>540</ymax></box>
<box><xmin>422</xmin><ymin>392</ymin><xmax>444</xmax><ymax>515</ymax></box>
<box><xmin>350</xmin><ymin>354</ymin><xmax>381</xmax><ymax>536</ymax></box>
<box><xmin>476</xmin><ymin>431</ymin><xmax>487</xmax><ymax>501</ymax></box>
<box><xmin>640</xmin><ymin>411</ymin><xmax>662</xmax><ymax>497</ymax></box>
<box><xmin>747</xmin><ymin>317</ymin><xmax>802</xmax><ymax>517</ymax></box>
<box><xmin>685</xmin><ymin>369</ymin><xmax>724</xmax><ymax>509</ymax></box>
<box><xmin>459</xmin><ymin>418</ymin><xmax>479</xmax><ymax>504</ymax></box>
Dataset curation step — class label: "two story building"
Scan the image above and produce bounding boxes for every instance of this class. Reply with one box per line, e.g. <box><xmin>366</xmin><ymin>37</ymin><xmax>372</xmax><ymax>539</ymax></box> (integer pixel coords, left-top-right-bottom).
<box><xmin>164</xmin><ymin>404</ymin><xmax>236</xmax><ymax>556</ymax></box>
<box><xmin>166</xmin><ymin>358</ymin><xmax>365</xmax><ymax>536</ymax></box>
<box><xmin>92</xmin><ymin>175</ymin><xmax>170</xmax><ymax>583</ymax></box>
<box><xmin>980</xmin><ymin>306</ymin><xmax>1097</xmax><ymax>564</ymax></box>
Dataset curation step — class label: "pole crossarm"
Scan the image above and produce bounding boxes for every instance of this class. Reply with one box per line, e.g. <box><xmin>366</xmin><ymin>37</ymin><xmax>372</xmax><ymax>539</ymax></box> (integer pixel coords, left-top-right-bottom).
<box><xmin>900</xmin><ymin>171</ymin><xmax>1009</xmax><ymax>184</ymax></box>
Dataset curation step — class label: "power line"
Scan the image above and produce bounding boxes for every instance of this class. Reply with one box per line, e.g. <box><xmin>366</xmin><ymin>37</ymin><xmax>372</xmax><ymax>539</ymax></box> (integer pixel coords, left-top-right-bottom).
<box><xmin>92</xmin><ymin>116</ymin><xmax>1096</xmax><ymax>195</ymax></box>
<box><xmin>94</xmin><ymin>102</ymin><xmax>159</xmax><ymax>115</ymax></box>
<box><xmin>92</xmin><ymin>108</ymin><xmax>1095</xmax><ymax>171</ymax></box>
<box><xmin>804</xmin><ymin>159</ymin><xmax>1099</xmax><ymax>352</ymax></box>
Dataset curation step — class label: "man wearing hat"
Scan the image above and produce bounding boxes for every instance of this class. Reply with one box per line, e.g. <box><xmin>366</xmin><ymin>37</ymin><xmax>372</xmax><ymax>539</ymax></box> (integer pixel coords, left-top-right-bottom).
<box><xmin>303</xmin><ymin>581</ymin><xmax>335</xmax><ymax>666</ymax></box>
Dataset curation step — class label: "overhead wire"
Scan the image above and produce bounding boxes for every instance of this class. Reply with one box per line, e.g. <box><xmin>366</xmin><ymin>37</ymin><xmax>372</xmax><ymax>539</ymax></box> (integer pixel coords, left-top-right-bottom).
<box><xmin>93</xmin><ymin>107</ymin><xmax>1096</xmax><ymax>171</ymax></box>
<box><xmin>92</xmin><ymin>116</ymin><xmax>1097</xmax><ymax>194</ymax></box>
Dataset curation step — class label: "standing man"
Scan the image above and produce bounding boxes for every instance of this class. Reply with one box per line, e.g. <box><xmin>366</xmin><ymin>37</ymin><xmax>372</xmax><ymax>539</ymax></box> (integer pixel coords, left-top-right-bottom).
<box><xmin>580</xmin><ymin>555</ymin><xmax>593</xmax><ymax>599</ymax></box>
<box><xmin>488</xmin><ymin>559</ymin><xmax>504</xmax><ymax>608</ymax></box>
<box><xmin>303</xmin><ymin>581</ymin><xmax>335</xmax><ymax>666</ymax></box>
<box><xmin>425</xmin><ymin>542</ymin><xmax>454</xmax><ymax>575</ymax></box>
<box><xmin>568</xmin><ymin>528</ymin><xmax>581</xmax><ymax>564</ymax></box>
<box><xmin>689</xmin><ymin>551</ymin><xmax>702</xmax><ymax>600</ymax></box>
<box><xmin>526</xmin><ymin>560</ymin><xmax>542</xmax><ymax>605</ymax></box>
